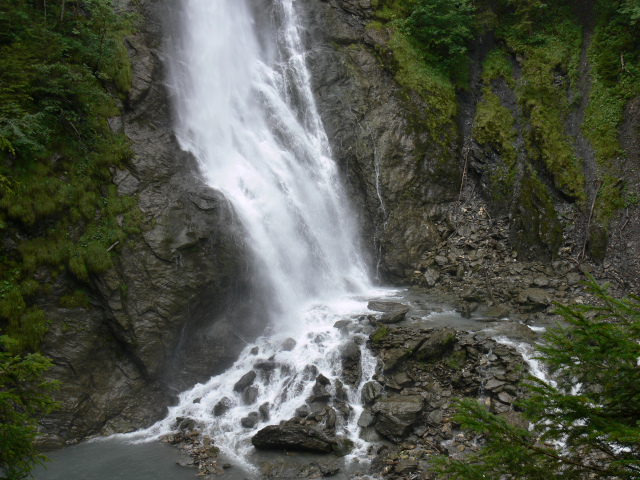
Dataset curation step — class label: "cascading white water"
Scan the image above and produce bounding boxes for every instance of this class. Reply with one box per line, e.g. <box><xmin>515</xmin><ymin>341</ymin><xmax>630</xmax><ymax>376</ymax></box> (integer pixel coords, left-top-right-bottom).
<box><xmin>167</xmin><ymin>0</ymin><xmax>369</xmax><ymax>325</ymax></box>
<box><xmin>126</xmin><ymin>0</ymin><xmax>386</xmax><ymax>470</ymax></box>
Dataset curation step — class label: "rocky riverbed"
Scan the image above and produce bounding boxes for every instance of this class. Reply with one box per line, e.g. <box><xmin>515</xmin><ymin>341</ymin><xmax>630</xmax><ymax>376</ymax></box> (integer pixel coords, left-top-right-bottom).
<box><xmin>156</xmin><ymin>191</ymin><xmax>622</xmax><ymax>479</ymax></box>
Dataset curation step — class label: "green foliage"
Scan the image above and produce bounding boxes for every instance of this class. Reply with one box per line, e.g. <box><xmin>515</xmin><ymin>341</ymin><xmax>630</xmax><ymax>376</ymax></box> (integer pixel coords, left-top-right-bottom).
<box><xmin>473</xmin><ymin>87</ymin><xmax>517</xmax><ymax>166</ymax></box>
<box><xmin>431</xmin><ymin>277</ymin><xmax>640</xmax><ymax>478</ymax></box>
<box><xmin>0</xmin><ymin>0</ymin><xmax>141</xmax><ymax>351</ymax></box>
<box><xmin>399</xmin><ymin>0</ymin><xmax>476</xmax><ymax>83</ymax></box>
<box><xmin>481</xmin><ymin>49</ymin><xmax>515</xmax><ymax>87</ymax></box>
<box><xmin>0</xmin><ymin>334</ymin><xmax>59</xmax><ymax>479</ymax></box>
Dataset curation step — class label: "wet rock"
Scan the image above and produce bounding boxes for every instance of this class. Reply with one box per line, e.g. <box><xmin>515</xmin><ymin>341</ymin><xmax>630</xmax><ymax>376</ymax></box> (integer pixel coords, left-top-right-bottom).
<box><xmin>295</xmin><ymin>405</ymin><xmax>311</xmax><ymax>418</ymax></box>
<box><xmin>326</xmin><ymin>408</ymin><xmax>337</xmax><ymax>429</ymax></box>
<box><xmin>254</xmin><ymin>361</ymin><xmax>279</xmax><ymax>370</ymax></box>
<box><xmin>414</xmin><ymin>328</ymin><xmax>456</xmax><ymax>362</ymax></box>
<box><xmin>242</xmin><ymin>386</ymin><xmax>259</xmax><ymax>405</ymax></box>
<box><xmin>393</xmin><ymin>371</ymin><xmax>412</xmax><ymax>387</ymax></box>
<box><xmin>250</xmin><ymin>346</ymin><xmax>259</xmax><ymax>355</ymax></box>
<box><xmin>213</xmin><ymin>397</ymin><xmax>232</xmax><ymax>417</ymax></box>
<box><xmin>340</xmin><ymin>342</ymin><xmax>362</xmax><ymax>386</ymax></box>
<box><xmin>332</xmin><ymin>437</ymin><xmax>354</xmax><ymax>456</ymax></box>
<box><xmin>281</xmin><ymin>338</ymin><xmax>297</xmax><ymax>351</ymax></box>
<box><xmin>176</xmin><ymin>417</ymin><xmax>196</xmax><ymax>431</ymax></box>
<box><xmin>241</xmin><ymin>412</ymin><xmax>260</xmax><ymax>428</ymax></box>
<box><xmin>368</xmin><ymin>301</ymin><xmax>410</xmax><ymax>324</ymax></box>
<box><xmin>357</xmin><ymin>410</ymin><xmax>376</xmax><ymax>428</ymax></box>
<box><xmin>485</xmin><ymin>305</ymin><xmax>511</xmax><ymax>318</ymax></box>
<box><xmin>395</xmin><ymin>459</ymin><xmax>419</xmax><ymax>474</ymax></box>
<box><xmin>361</xmin><ymin>381</ymin><xmax>384</xmax><ymax>405</ymax></box>
<box><xmin>252</xmin><ymin>424</ymin><xmax>335</xmax><ymax>453</ymax></box>
<box><xmin>259</xmin><ymin>402</ymin><xmax>270</xmax><ymax>421</ymax></box>
<box><xmin>333</xmin><ymin>320</ymin><xmax>351</xmax><ymax>329</ymax></box>
<box><xmin>517</xmin><ymin>288</ymin><xmax>552</xmax><ymax>306</ymax></box>
<box><xmin>423</xmin><ymin>268</ymin><xmax>440</xmax><ymax>287</ymax></box>
<box><xmin>233</xmin><ymin>371</ymin><xmax>257</xmax><ymax>393</ymax></box>
<box><xmin>382</xmin><ymin>348</ymin><xmax>411</xmax><ymax>374</ymax></box>
<box><xmin>372</xmin><ymin>395</ymin><xmax>424</xmax><ymax>438</ymax></box>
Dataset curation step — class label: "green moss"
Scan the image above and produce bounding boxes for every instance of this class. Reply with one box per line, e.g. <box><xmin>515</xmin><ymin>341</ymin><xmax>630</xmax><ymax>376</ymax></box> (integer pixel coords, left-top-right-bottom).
<box><xmin>371</xmin><ymin>326</ymin><xmax>391</xmax><ymax>343</ymax></box>
<box><xmin>511</xmin><ymin>169</ymin><xmax>563</xmax><ymax>260</ymax></box>
<box><xmin>518</xmin><ymin>41</ymin><xmax>586</xmax><ymax>204</ymax></box>
<box><xmin>367</xmin><ymin>23</ymin><xmax>457</xmax><ymax>147</ymax></box>
<box><xmin>481</xmin><ymin>49</ymin><xmax>515</xmax><ymax>88</ymax></box>
<box><xmin>58</xmin><ymin>290</ymin><xmax>90</xmax><ymax>309</ymax></box>
<box><xmin>445</xmin><ymin>349</ymin><xmax>467</xmax><ymax>370</ymax></box>
<box><xmin>473</xmin><ymin>87</ymin><xmax>517</xmax><ymax>167</ymax></box>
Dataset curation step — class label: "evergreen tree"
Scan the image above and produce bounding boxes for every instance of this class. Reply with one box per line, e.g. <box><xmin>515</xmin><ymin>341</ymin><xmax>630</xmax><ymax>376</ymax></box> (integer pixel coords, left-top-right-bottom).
<box><xmin>432</xmin><ymin>276</ymin><xmax>640</xmax><ymax>479</ymax></box>
<box><xmin>0</xmin><ymin>335</ymin><xmax>58</xmax><ymax>480</ymax></box>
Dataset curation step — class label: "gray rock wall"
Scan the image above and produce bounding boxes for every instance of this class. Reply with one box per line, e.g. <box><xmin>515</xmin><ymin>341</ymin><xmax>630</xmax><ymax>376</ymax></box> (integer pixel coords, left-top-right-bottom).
<box><xmin>298</xmin><ymin>0</ymin><xmax>460</xmax><ymax>283</ymax></box>
<box><xmin>38</xmin><ymin>0</ymin><xmax>268</xmax><ymax>447</ymax></box>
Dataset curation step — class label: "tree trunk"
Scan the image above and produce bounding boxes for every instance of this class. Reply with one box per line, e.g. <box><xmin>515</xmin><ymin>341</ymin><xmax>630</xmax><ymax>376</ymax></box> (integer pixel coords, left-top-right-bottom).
<box><xmin>60</xmin><ymin>0</ymin><xmax>65</xmax><ymax>21</ymax></box>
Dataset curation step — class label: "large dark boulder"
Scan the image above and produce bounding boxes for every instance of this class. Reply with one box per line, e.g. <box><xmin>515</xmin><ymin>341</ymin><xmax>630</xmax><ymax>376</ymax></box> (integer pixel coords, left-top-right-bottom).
<box><xmin>252</xmin><ymin>424</ymin><xmax>335</xmax><ymax>453</ymax></box>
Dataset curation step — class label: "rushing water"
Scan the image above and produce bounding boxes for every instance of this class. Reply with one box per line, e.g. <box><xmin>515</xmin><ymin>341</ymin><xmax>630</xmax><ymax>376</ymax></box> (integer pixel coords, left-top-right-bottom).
<box><xmin>137</xmin><ymin>0</ymin><xmax>379</xmax><ymax>472</ymax></box>
<box><xmin>36</xmin><ymin>1</ymin><xmax>391</xmax><ymax>477</ymax></box>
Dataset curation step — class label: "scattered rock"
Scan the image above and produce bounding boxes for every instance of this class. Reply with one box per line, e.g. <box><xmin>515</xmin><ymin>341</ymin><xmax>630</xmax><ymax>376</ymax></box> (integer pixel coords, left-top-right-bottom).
<box><xmin>281</xmin><ymin>338</ymin><xmax>297</xmax><ymax>351</ymax></box>
<box><xmin>241</xmin><ymin>412</ymin><xmax>260</xmax><ymax>428</ymax></box>
<box><xmin>233</xmin><ymin>371</ymin><xmax>257</xmax><ymax>393</ymax></box>
<box><xmin>213</xmin><ymin>397</ymin><xmax>232</xmax><ymax>417</ymax></box>
<box><xmin>242</xmin><ymin>386</ymin><xmax>259</xmax><ymax>405</ymax></box>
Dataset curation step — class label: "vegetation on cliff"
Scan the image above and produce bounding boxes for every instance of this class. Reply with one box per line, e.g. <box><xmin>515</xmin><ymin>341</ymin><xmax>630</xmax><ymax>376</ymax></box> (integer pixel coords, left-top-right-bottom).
<box><xmin>0</xmin><ymin>0</ymin><xmax>140</xmax><ymax>353</ymax></box>
<box><xmin>0</xmin><ymin>335</ymin><xmax>58</xmax><ymax>480</ymax></box>
<box><xmin>432</xmin><ymin>277</ymin><xmax>640</xmax><ymax>478</ymax></box>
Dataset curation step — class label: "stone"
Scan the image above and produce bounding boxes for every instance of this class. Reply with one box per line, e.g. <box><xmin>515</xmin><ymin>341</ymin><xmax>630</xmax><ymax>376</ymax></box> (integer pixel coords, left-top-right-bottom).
<box><xmin>357</xmin><ymin>410</ymin><xmax>376</xmax><ymax>428</ymax></box>
<box><xmin>414</xmin><ymin>328</ymin><xmax>456</xmax><ymax>362</ymax></box>
<box><xmin>251</xmin><ymin>424</ymin><xmax>335</xmax><ymax>453</ymax></box>
<box><xmin>241</xmin><ymin>412</ymin><xmax>259</xmax><ymax>428</ymax></box>
<box><xmin>533</xmin><ymin>275</ymin><xmax>549</xmax><ymax>287</ymax></box>
<box><xmin>332</xmin><ymin>437</ymin><xmax>354</xmax><ymax>456</ymax></box>
<box><xmin>566</xmin><ymin>272</ymin><xmax>581</xmax><ymax>286</ymax></box>
<box><xmin>295</xmin><ymin>405</ymin><xmax>311</xmax><ymax>418</ymax></box>
<box><xmin>333</xmin><ymin>320</ymin><xmax>351</xmax><ymax>329</ymax></box>
<box><xmin>340</xmin><ymin>342</ymin><xmax>362</xmax><ymax>386</ymax></box>
<box><xmin>368</xmin><ymin>301</ymin><xmax>410</xmax><ymax>323</ymax></box>
<box><xmin>281</xmin><ymin>338</ymin><xmax>297</xmax><ymax>351</ymax></box>
<box><xmin>393</xmin><ymin>371</ymin><xmax>412</xmax><ymax>387</ymax></box>
<box><xmin>372</xmin><ymin>395</ymin><xmax>424</xmax><ymax>438</ymax></box>
<box><xmin>361</xmin><ymin>381</ymin><xmax>384</xmax><ymax>405</ymax></box>
<box><xmin>498</xmin><ymin>411</ymin><xmax>531</xmax><ymax>430</ymax></box>
<box><xmin>242</xmin><ymin>386</ymin><xmax>259</xmax><ymax>405</ymax></box>
<box><xmin>423</xmin><ymin>268</ymin><xmax>440</xmax><ymax>287</ymax></box>
<box><xmin>250</xmin><ymin>346</ymin><xmax>259</xmax><ymax>355</ymax></box>
<box><xmin>326</xmin><ymin>408</ymin><xmax>337</xmax><ymax>429</ymax></box>
<box><xmin>233</xmin><ymin>371</ymin><xmax>257</xmax><ymax>393</ymax></box>
<box><xmin>395</xmin><ymin>459</ymin><xmax>419</xmax><ymax>474</ymax></box>
<box><xmin>484</xmin><ymin>379</ymin><xmax>506</xmax><ymax>391</ymax></box>
<box><xmin>485</xmin><ymin>305</ymin><xmax>511</xmax><ymax>318</ymax></box>
<box><xmin>213</xmin><ymin>397</ymin><xmax>233</xmax><ymax>417</ymax></box>
<box><xmin>259</xmin><ymin>402</ymin><xmax>270</xmax><ymax>421</ymax></box>
<box><xmin>517</xmin><ymin>288</ymin><xmax>552</xmax><ymax>306</ymax></box>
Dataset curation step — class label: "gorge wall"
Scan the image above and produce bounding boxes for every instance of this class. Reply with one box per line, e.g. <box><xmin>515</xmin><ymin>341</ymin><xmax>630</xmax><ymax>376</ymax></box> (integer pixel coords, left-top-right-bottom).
<box><xmin>31</xmin><ymin>0</ymin><xmax>640</xmax><ymax>446</ymax></box>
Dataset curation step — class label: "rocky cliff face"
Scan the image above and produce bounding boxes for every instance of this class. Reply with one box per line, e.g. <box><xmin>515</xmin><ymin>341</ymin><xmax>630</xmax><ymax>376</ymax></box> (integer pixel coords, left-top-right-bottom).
<box><xmin>37</xmin><ymin>0</ymin><xmax>268</xmax><ymax>447</ymax></box>
<box><xmin>298</xmin><ymin>0</ymin><xmax>639</xmax><ymax>292</ymax></box>
<box><xmin>298</xmin><ymin>0</ymin><xmax>461</xmax><ymax>283</ymax></box>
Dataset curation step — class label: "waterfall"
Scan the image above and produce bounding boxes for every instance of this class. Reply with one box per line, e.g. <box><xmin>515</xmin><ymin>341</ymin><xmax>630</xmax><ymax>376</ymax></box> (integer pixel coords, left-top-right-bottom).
<box><xmin>126</xmin><ymin>0</ymin><xmax>385</xmax><ymax>468</ymax></box>
<box><xmin>166</xmin><ymin>0</ymin><xmax>370</xmax><ymax>327</ymax></box>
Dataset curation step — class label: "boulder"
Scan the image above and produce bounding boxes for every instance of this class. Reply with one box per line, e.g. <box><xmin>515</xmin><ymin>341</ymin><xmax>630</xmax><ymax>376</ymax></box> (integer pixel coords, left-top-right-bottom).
<box><xmin>241</xmin><ymin>412</ymin><xmax>259</xmax><ymax>428</ymax></box>
<box><xmin>233</xmin><ymin>371</ymin><xmax>257</xmax><ymax>393</ymax></box>
<box><xmin>361</xmin><ymin>381</ymin><xmax>384</xmax><ymax>405</ymax></box>
<box><xmin>213</xmin><ymin>397</ymin><xmax>232</xmax><ymax>417</ymax></box>
<box><xmin>252</xmin><ymin>424</ymin><xmax>335</xmax><ymax>453</ymax></box>
<box><xmin>372</xmin><ymin>395</ymin><xmax>424</xmax><ymax>438</ymax></box>
<box><xmin>423</xmin><ymin>268</ymin><xmax>440</xmax><ymax>287</ymax></box>
<box><xmin>242</xmin><ymin>386</ymin><xmax>259</xmax><ymax>405</ymax></box>
<box><xmin>281</xmin><ymin>338</ymin><xmax>297</xmax><ymax>351</ymax></box>
<box><xmin>414</xmin><ymin>328</ymin><xmax>456</xmax><ymax>362</ymax></box>
<box><xmin>368</xmin><ymin>301</ymin><xmax>410</xmax><ymax>324</ymax></box>
<box><xmin>340</xmin><ymin>342</ymin><xmax>362</xmax><ymax>386</ymax></box>
<box><xmin>517</xmin><ymin>288</ymin><xmax>552</xmax><ymax>306</ymax></box>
